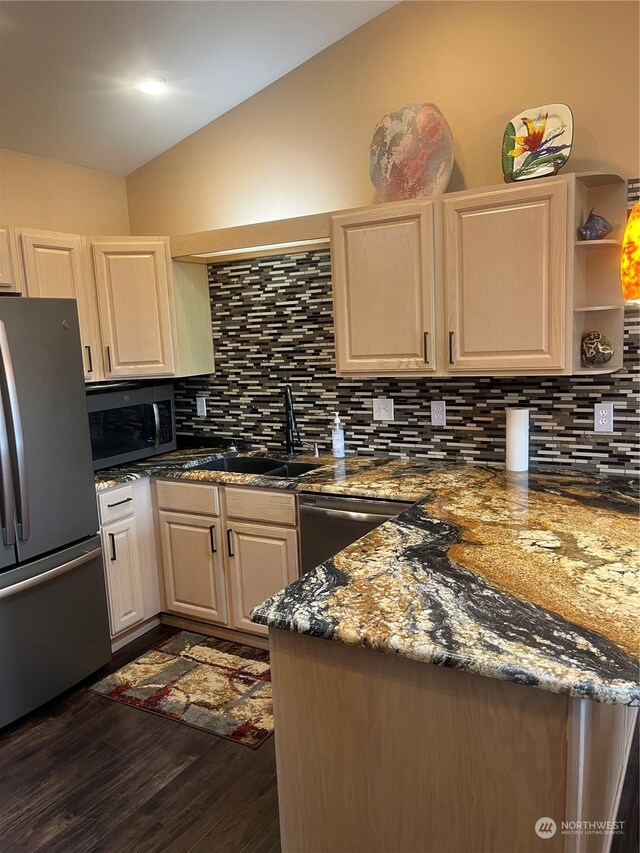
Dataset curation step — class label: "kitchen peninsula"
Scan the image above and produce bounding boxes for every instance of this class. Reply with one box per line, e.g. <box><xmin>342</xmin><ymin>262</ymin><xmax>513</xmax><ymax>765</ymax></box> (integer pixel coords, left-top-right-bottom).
<box><xmin>252</xmin><ymin>465</ymin><xmax>639</xmax><ymax>853</ymax></box>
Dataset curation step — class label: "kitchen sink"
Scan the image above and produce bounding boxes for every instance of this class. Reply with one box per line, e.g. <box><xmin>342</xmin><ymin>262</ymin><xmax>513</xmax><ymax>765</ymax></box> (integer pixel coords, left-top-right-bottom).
<box><xmin>191</xmin><ymin>456</ymin><xmax>323</xmax><ymax>477</ymax></box>
<box><xmin>261</xmin><ymin>461</ymin><xmax>323</xmax><ymax>478</ymax></box>
<box><xmin>192</xmin><ymin>456</ymin><xmax>284</xmax><ymax>474</ymax></box>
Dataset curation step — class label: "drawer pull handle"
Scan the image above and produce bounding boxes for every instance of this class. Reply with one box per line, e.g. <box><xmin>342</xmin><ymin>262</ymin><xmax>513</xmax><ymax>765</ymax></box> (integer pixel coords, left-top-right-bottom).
<box><xmin>448</xmin><ymin>331</ymin><xmax>455</xmax><ymax>365</ymax></box>
<box><xmin>226</xmin><ymin>529</ymin><xmax>234</xmax><ymax>557</ymax></box>
<box><xmin>107</xmin><ymin>497</ymin><xmax>133</xmax><ymax>509</ymax></box>
<box><xmin>209</xmin><ymin>525</ymin><xmax>217</xmax><ymax>553</ymax></box>
<box><xmin>423</xmin><ymin>331</ymin><xmax>430</xmax><ymax>365</ymax></box>
<box><xmin>85</xmin><ymin>345</ymin><xmax>93</xmax><ymax>373</ymax></box>
<box><xmin>106</xmin><ymin>345</ymin><xmax>113</xmax><ymax>372</ymax></box>
<box><xmin>109</xmin><ymin>533</ymin><xmax>117</xmax><ymax>562</ymax></box>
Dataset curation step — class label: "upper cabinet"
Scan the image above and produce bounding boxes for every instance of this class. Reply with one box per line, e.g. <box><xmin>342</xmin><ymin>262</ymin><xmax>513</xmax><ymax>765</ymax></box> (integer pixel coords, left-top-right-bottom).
<box><xmin>331</xmin><ymin>173</ymin><xmax>625</xmax><ymax>378</ymax></box>
<box><xmin>17</xmin><ymin>228</ymin><xmax>101</xmax><ymax>379</ymax></box>
<box><xmin>91</xmin><ymin>239</ymin><xmax>175</xmax><ymax>378</ymax></box>
<box><xmin>443</xmin><ymin>180</ymin><xmax>567</xmax><ymax>373</ymax></box>
<box><xmin>9</xmin><ymin>228</ymin><xmax>215</xmax><ymax>383</ymax></box>
<box><xmin>331</xmin><ymin>203</ymin><xmax>436</xmax><ymax>375</ymax></box>
<box><xmin>0</xmin><ymin>228</ymin><xmax>20</xmax><ymax>293</ymax></box>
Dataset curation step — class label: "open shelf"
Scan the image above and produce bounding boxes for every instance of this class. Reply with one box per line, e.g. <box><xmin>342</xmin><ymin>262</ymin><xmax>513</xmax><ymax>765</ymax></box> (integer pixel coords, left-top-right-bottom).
<box><xmin>576</xmin><ymin>172</ymin><xmax>626</xmax><ymax>188</ymax></box>
<box><xmin>574</xmin><ymin>304</ymin><xmax>622</xmax><ymax>313</ymax></box>
<box><xmin>575</xmin><ymin>239</ymin><xmax>621</xmax><ymax>250</ymax></box>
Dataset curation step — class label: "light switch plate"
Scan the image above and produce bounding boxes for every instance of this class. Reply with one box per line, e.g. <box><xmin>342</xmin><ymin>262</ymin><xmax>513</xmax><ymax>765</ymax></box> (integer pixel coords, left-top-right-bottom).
<box><xmin>430</xmin><ymin>400</ymin><xmax>446</xmax><ymax>427</ymax></box>
<box><xmin>373</xmin><ymin>398</ymin><xmax>394</xmax><ymax>421</ymax></box>
<box><xmin>594</xmin><ymin>402</ymin><xmax>614</xmax><ymax>433</ymax></box>
<box><xmin>196</xmin><ymin>396</ymin><xmax>207</xmax><ymax>417</ymax></box>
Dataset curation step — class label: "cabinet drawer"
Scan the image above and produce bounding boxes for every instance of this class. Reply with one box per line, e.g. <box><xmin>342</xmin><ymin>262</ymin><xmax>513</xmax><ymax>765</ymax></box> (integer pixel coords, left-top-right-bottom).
<box><xmin>98</xmin><ymin>485</ymin><xmax>135</xmax><ymax>524</ymax></box>
<box><xmin>225</xmin><ymin>487</ymin><xmax>297</xmax><ymax>526</ymax></box>
<box><xmin>155</xmin><ymin>479</ymin><xmax>220</xmax><ymax>516</ymax></box>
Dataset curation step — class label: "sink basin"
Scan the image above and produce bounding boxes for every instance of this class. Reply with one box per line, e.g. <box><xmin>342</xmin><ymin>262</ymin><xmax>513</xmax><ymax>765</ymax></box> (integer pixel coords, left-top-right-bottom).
<box><xmin>191</xmin><ymin>456</ymin><xmax>323</xmax><ymax>477</ymax></box>
<box><xmin>262</xmin><ymin>462</ymin><xmax>324</xmax><ymax>478</ymax></box>
<box><xmin>192</xmin><ymin>457</ymin><xmax>284</xmax><ymax>474</ymax></box>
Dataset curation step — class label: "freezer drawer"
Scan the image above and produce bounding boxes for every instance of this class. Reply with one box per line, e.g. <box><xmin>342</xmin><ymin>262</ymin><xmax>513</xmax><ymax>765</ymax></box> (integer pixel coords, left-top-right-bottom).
<box><xmin>0</xmin><ymin>537</ymin><xmax>111</xmax><ymax>728</ymax></box>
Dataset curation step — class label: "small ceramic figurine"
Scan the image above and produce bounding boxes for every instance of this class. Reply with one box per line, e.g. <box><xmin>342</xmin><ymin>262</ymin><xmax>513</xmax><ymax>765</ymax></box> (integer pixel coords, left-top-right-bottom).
<box><xmin>578</xmin><ymin>209</ymin><xmax>614</xmax><ymax>241</ymax></box>
<box><xmin>581</xmin><ymin>331</ymin><xmax>614</xmax><ymax>367</ymax></box>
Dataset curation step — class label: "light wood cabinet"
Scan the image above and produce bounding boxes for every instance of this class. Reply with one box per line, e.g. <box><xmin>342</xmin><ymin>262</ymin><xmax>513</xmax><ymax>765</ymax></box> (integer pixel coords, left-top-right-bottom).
<box><xmin>331</xmin><ymin>202</ymin><xmax>436</xmax><ymax>375</ymax></box>
<box><xmin>227</xmin><ymin>521</ymin><xmax>298</xmax><ymax>637</ymax></box>
<box><xmin>17</xmin><ymin>228</ymin><xmax>101</xmax><ymax>379</ymax></box>
<box><xmin>98</xmin><ymin>479</ymin><xmax>160</xmax><ymax>642</ymax></box>
<box><xmin>101</xmin><ymin>514</ymin><xmax>144</xmax><ymax>636</ymax></box>
<box><xmin>92</xmin><ymin>239</ymin><xmax>176</xmax><ymax>378</ymax></box>
<box><xmin>0</xmin><ymin>228</ymin><xmax>20</xmax><ymax>292</ymax></box>
<box><xmin>158</xmin><ymin>510</ymin><xmax>228</xmax><ymax>625</ymax></box>
<box><xmin>443</xmin><ymin>180</ymin><xmax>567</xmax><ymax>373</ymax></box>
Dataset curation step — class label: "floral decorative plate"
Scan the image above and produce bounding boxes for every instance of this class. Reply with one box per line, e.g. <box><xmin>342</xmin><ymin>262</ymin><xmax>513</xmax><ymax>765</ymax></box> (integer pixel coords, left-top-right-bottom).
<box><xmin>502</xmin><ymin>103</ymin><xmax>573</xmax><ymax>182</ymax></box>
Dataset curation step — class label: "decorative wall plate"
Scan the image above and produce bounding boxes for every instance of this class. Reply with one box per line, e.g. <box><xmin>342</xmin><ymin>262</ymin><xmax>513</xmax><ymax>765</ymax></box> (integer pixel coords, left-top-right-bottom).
<box><xmin>502</xmin><ymin>103</ymin><xmax>573</xmax><ymax>183</ymax></box>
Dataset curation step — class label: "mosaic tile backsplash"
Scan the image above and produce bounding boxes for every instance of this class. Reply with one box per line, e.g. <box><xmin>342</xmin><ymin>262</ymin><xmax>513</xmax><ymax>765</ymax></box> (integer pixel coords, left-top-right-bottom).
<box><xmin>175</xmin><ymin>251</ymin><xmax>639</xmax><ymax>476</ymax></box>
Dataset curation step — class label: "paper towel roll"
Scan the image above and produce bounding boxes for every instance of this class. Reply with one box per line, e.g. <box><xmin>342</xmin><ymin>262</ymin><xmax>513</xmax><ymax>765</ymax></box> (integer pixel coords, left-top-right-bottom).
<box><xmin>506</xmin><ymin>408</ymin><xmax>530</xmax><ymax>472</ymax></box>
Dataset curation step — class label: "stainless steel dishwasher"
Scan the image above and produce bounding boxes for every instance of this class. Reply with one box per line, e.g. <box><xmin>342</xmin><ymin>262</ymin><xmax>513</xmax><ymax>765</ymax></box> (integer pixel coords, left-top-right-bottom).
<box><xmin>299</xmin><ymin>494</ymin><xmax>412</xmax><ymax>574</ymax></box>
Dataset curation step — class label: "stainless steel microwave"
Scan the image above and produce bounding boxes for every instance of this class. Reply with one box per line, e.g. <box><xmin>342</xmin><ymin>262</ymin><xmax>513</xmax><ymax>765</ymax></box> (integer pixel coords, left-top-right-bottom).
<box><xmin>86</xmin><ymin>383</ymin><xmax>176</xmax><ymax>470</ymax></box>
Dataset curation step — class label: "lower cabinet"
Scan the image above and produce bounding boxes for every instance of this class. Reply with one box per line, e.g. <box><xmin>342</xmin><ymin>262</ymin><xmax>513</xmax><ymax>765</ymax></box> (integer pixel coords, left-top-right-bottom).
<box><xmin>101</xmin><ymin>515</ymin><xmax>145</xmax><ymax>635</ymax></box>
<box><xmin>97</xmin><ymin>479</ymin><xmax>160</xmax><ymax>642</ymax></box>
<box><xmin>227</xmin><ymin>522</ymin><xmax>299</xmax><ymax>637</ymax></box>
<box><xmin>155</xmin><ymin>481</ymin><xmax>299</xmax><ymax>638</ymax></box>
<box><xmin>157</xmin><ymin>511</ymin><xmax>227</xmax><ymax>624</ymax></box>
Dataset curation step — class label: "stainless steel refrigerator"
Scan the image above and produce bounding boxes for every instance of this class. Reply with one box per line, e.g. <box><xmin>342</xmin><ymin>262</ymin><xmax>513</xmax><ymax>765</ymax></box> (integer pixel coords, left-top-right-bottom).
<box><xmin>0</xmin><ymin>298</ymin><xmax>111</xmax><ymax>728</ymax></box>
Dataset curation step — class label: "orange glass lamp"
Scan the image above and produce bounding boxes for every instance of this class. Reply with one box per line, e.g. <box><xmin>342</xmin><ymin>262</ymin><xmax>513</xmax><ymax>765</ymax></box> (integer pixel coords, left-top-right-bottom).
<box><xmin>621</xmin><ymin>202</ymin><xmax>640</xmax><ymax>302</ymax></box>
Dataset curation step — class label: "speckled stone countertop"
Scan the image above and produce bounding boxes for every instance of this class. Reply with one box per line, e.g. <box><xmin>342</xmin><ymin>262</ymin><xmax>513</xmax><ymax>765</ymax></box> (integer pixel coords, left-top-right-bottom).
<box><xmin>95</xmin><ymin>448</ymin><xmax>640</xmax><ymax>705</ymax></box>
<box><xmin>94</xmin><ymin>447</ymin><xmax>443</xmax><ymax>501</ymax></box>
<box><xmin>252</xmin><ymin>465</ymin><xmax>640</xmax><ymax>706</ymax></box>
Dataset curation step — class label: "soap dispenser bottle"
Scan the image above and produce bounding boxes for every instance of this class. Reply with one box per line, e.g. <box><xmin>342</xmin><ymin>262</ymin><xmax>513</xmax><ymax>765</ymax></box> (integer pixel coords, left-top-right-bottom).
<box><xmin>331</xmin><ymin>411</ymin><xmax>345</xmax><ymax>458</ymax></box>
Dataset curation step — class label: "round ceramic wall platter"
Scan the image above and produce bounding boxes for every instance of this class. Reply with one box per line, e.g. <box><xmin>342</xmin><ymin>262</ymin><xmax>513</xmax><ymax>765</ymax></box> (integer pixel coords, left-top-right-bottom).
<box><xmin>369</xmin><ymin>103</ymin><xmax>453</xmax><ymax>201</ymax></box>
<box><xmin>502</xmin><ymin>103</ymin><xmax>573</xmax><ymax>182</ymax></box>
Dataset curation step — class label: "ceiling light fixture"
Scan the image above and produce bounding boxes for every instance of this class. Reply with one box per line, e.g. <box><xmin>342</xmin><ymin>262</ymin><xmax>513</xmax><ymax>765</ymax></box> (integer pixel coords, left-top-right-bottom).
<box><xmin>131</xmin><ymin>74</ymin><xmax>167</xmax><ymax>95</ymax></box>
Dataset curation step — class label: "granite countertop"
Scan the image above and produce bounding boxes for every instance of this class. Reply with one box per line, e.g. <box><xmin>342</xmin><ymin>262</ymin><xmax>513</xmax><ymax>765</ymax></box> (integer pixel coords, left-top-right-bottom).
<box><xmin>94</xmin><ymin>447</ymin><xmax>442</xmax><ymax>501</ymax></box>
<box><xmin>252</xmin><ymin>465</ymin><xmax>640</xmax><ymax>706</ymax></box>
<box><xmin>95</xmin><ymin>448</ymin><xmax>640</xmax><ymax>706</ymax></box>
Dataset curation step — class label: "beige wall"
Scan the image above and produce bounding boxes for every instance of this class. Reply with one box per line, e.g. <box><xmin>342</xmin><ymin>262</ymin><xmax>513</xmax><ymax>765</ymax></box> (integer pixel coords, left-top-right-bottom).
<box><xmin>126</xmin><ymin>0</ymin><xmax>639</xmax><ymax>237</ymax></box>
<box><xmin>0</xmin><ymin>148</ymin><xmax>130</xmax><ymax>234</ymax></box>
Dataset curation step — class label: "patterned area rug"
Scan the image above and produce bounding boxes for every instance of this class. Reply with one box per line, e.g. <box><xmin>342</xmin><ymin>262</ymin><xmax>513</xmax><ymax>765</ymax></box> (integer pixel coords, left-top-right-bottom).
<box><xmin>90</xmin><ymin>631</ymin><xmax>273</xmax><ymax>747</ymax></box>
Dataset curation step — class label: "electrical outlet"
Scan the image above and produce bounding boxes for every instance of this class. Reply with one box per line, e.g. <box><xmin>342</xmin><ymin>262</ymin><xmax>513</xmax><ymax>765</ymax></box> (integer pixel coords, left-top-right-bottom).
<box><xmin>196</xmin><ymin>396</ymin><xmax>207</xmax><ymax>417</ymax></box>
<box><xmin>594</xmin><ymin>402</ymin><xmax>614</xmax><ymax>433</ymax></box>
<box><xmin>430</xmin><ymin>400</ymin><xmax>447</xmax><ymax>427</ymax></box>
<box><xmin>373</xmin><ymin>398</ymin><xmax>394</xmax><ymax>421</ymax></box>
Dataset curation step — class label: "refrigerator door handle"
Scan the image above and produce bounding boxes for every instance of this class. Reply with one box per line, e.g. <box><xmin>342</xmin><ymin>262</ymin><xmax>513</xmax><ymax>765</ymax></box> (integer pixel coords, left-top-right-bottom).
<box><xmin>0</xmin><ymin>322</ymin><xmax>30</xmax><ymax>541</ymax></box>
<box><xmin>0</xmin><ymin>388</ymin><xmax>16</xmax><ymax>546</ymax></box>
<box><xmin>151</xmin><ymin>402</ymin><xmax>161</xmax><ymax>448</ymax></box>
<box><xmin>0</xmin><ymin>547</ymin><xmax>102</xmax><ymax>600</ymax></box>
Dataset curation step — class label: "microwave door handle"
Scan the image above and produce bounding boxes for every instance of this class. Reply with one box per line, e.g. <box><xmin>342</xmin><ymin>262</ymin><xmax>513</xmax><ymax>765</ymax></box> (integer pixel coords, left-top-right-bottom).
<box><xmin>151</xmin><ymin>403</ymin><xmax>161</xmax><ymax>449</ymax></box>
<box><xmin>0</xmin><ymin>322</ymin><xmax>29</xmax><ymax>541</ymax></box>
<box><xmin>0</xmin><ymin>387</ymin><xmax>16</xmax><ymax>546</ymax></box>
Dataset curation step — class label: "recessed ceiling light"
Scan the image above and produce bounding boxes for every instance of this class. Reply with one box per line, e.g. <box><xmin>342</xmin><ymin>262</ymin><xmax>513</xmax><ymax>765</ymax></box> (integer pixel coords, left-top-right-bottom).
<box><xmin>131</xmin><ymin>74</ymin><xmax>167</xmax><ymax>95</ymax></box>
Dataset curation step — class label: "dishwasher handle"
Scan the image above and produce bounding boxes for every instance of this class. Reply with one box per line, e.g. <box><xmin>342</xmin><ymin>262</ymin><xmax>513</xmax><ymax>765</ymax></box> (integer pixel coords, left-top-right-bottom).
<box><xmin>300</xmin><ymin>504</ymin><xmax>396</xmax><ymax>524</ymax></box>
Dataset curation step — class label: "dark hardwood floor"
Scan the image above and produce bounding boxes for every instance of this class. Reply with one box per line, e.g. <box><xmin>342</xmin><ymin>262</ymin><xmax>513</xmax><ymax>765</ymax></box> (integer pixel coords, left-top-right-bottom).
<box><xmin>1</xmin><ymin>625</ymin><xmax>637</xmax><ymax>853</ymax></box>
<box><xmin>0</xmin><ymin>626</ymin><xmax>280</xmax><ymax>853</ymax></box>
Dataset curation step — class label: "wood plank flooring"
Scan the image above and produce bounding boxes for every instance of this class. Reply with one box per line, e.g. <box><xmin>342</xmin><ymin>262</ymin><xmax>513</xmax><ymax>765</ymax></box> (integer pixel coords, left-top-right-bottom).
<box><xmin>0</xmin><ymin>625</ymin><xmax>637</xmax><ymax>853</ymax></box>
<box><xmin>0</xmin><ymin>626</ymin><xmax>280</xmax><ymax>853</ymax></box>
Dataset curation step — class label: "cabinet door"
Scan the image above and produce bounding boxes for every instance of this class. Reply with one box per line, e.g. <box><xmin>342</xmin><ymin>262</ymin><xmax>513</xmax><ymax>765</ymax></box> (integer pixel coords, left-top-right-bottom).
<box><xmin>331</xmin><ymin>203</ymin><xmax>436</xmax><ymax>374</ymax></box>
<box><xmin>0</xmin><ymin>229</ymin><xmax>18</xmax><ymax>292</ymax></box>
<box><xmin>444</xmin><ymin>180</ymin><xmax>567</xmax><ymax>373</ymax></box>
<box><xmin>92</xmin><ymin>240</ymin><xmax>175</xmax><ymax>378</ymax></box>
<box><xmin>227</xmin><ymin>522</ymin><xmax>298</xmax><ymax>637</ymax></box>
<box><xmin>102</xmin><ymin>515</ymin><xmax>144</xmax><ymax>636</ymax></box>
<box><xmin>158</xmin><ymin>511</ymin><xmax>227</xmax><ymax>625</ymax></box>
<box><xmin>19</xmin><ymin>229</ymin><xmax>101</xmax><ymax>379</ymax></box>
